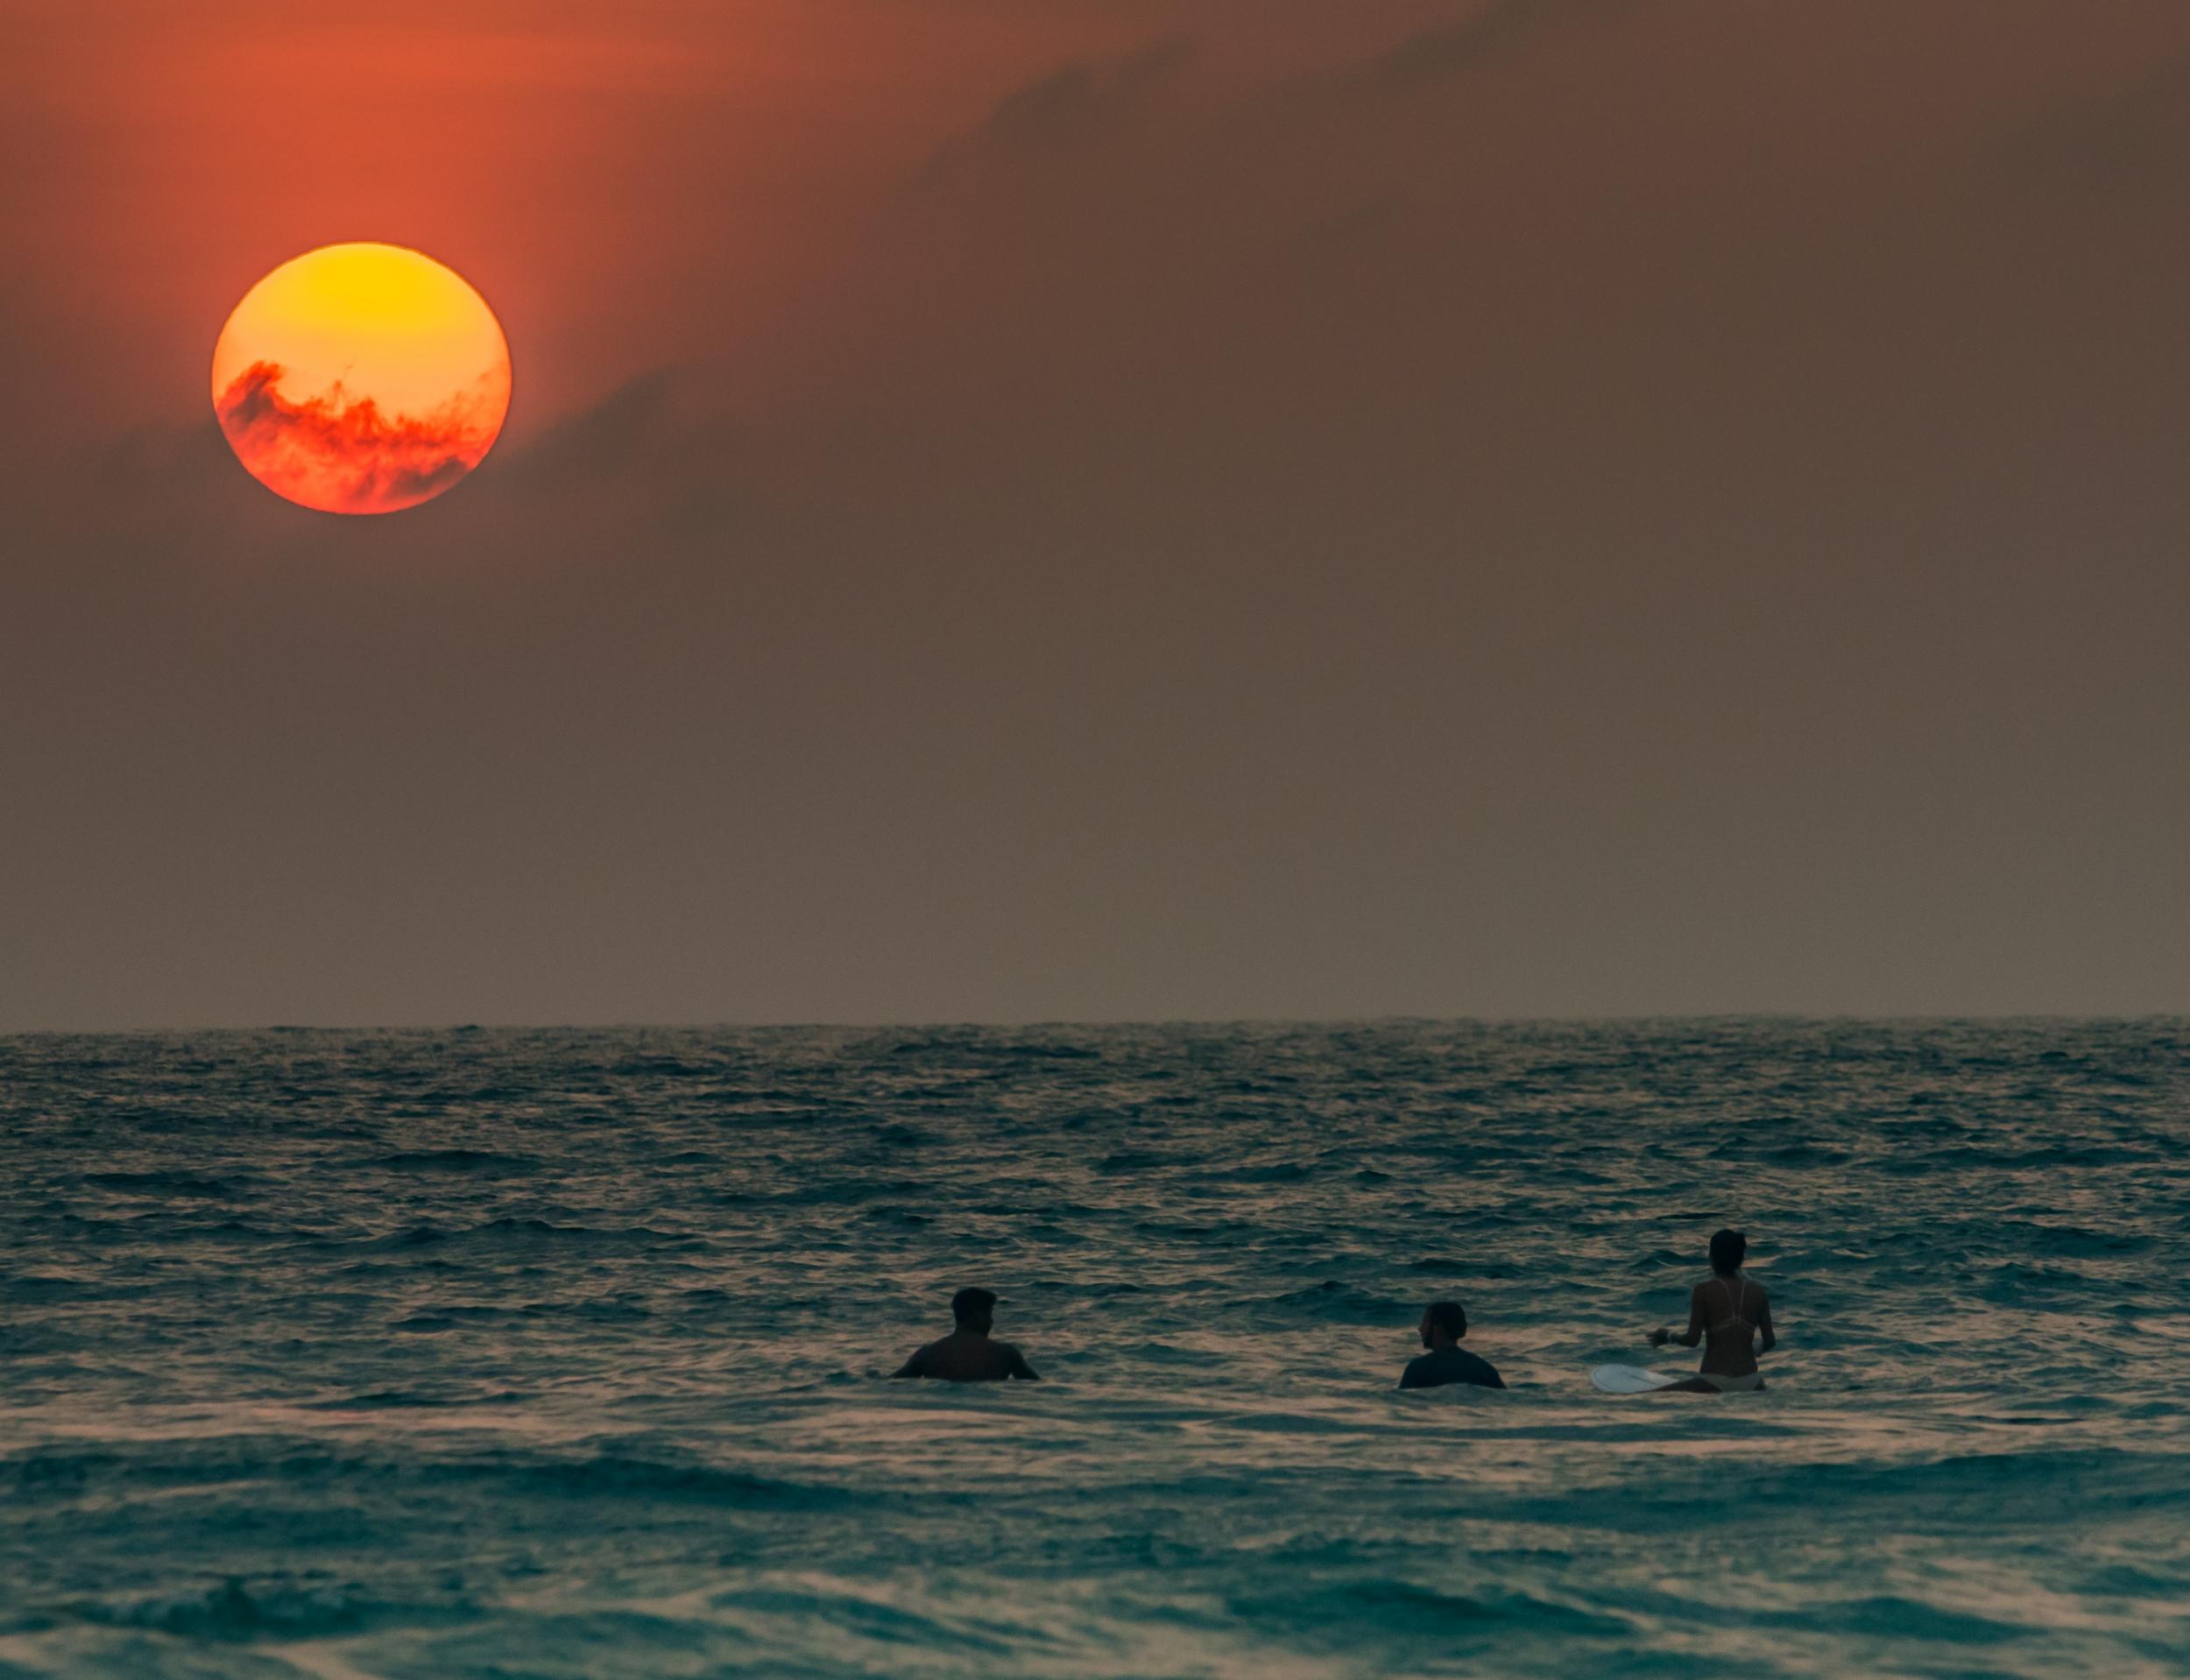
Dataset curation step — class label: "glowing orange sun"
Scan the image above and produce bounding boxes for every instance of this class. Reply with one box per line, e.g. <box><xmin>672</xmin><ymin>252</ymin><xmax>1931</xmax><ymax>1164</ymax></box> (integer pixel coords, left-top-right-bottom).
<box><xmin>211</xmin><ymin>243</ymin><xmax>512</xmax><ymax>515</ymax></box>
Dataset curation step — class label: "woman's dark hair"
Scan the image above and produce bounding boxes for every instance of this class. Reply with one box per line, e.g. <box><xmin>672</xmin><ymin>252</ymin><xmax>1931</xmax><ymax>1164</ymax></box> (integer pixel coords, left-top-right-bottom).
<box><xmin>1708</xmin><ymin>1229</ymin><xmax>1748</xmax><ymax>1275</ymax></box>
<box><xmin>1425</xmin><ymin>1301</ymin><xmax>1467</xmax><ymax>1340</ymax></box>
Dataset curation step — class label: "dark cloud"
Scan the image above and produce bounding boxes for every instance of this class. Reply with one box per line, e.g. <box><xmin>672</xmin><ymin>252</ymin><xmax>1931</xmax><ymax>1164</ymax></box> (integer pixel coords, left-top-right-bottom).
<box><xmin>214</xmin><ymin>362</ymin><xmax>496</xmax><ymax>514</ymax></box>
<box><xmin>1366</xmin><ymin>0</ymin><xmax>1641</xmax><ymax>94</ymax></box>
<box><xmin>498</xmin><ymin>366</ymin><xmax>728</xmax><ymax>489</ymax></box>
<box><xmin>925</xmin><ymin>38</ymin><xmax>1198</xmax><ymax>170</ymax></box>
<box><xmin>1995</xmin><ymin>53</ymin><xmax>2190</xmax><ymax>201</ymax></box>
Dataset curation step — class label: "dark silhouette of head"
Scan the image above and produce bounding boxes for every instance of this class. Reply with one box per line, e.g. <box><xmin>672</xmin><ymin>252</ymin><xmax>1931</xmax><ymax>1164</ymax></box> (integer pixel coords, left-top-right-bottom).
<box><xmin>1709</xmin><ymin>1228</ymin><xmax>1748</xmax><ymax>1276</ymax></box>
<box><xmin>951</xmin><ymin>1287</ymin><xmax>1000</xmax><ymax>1334</ymax></box>
<box><xmin>1419</xmin><ymin>1300</ymin><xmax>1467</xmax><ymax>1349</ymax></box>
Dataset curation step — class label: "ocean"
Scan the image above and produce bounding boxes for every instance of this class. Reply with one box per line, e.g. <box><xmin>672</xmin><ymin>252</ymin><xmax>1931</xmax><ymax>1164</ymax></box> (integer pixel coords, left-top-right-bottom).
<box><xmin>3</xmin><ymin>1020</ymin><xmax>2186</xmax><ymax>1677</ymax></box>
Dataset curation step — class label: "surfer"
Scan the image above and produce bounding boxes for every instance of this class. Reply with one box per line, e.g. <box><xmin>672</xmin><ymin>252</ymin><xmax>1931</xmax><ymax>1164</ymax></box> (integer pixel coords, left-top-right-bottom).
<box><xmin>1647</xmin><ymin>1228</ymin><xmax>1775</xmax><ymax>1393</ymax></box>
<box><xmin>891</xmin><ymin>1287</ymin><xmax>1042</xmax><ymax>1381</ymax></box>
<box><xmin>1398</xmin><ymin>1301</ymin><xmax>1506</xmax><ymax>1390</ymax></box>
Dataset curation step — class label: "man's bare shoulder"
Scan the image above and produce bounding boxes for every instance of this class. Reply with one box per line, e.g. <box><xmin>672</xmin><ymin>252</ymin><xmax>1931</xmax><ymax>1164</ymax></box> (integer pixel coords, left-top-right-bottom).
<box><xmin>992</xmin><ymin>1339</ymin><xmax>1040</xmax><ymax>1379</ymax></box>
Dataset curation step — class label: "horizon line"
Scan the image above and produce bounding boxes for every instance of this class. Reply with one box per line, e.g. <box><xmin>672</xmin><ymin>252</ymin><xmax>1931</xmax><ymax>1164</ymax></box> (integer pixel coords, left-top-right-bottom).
<box><xmin>5</xmin><ymin>1011</ymin><xmax>2188</xmax><ymax>1039</ymax></box>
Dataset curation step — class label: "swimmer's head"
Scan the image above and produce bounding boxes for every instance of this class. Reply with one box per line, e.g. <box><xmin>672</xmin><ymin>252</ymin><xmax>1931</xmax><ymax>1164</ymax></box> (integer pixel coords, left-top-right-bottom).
<box><xmin>1709</xmin><ymin>1228</ymin><xmax>1747</xmax><ymax>1275</ymax></box>
<box><xmin>1420</xmin><ymin>1300</ymin><xmax>1467</xmax><ymax>1348</ymax></box>
<box><xmin>951</xmin><ymin>1287</ymin><xmax>1000</xmax><ymax>1332</ymax></box>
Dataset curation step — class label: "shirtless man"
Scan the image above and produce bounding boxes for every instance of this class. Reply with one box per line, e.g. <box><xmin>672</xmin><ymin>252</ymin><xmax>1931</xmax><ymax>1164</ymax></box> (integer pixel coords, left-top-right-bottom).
<box><xmin>891</xmin><ymin>1288</ymin><xmax>1041</xmax><ymax>1381</ymax></box>
<box><xmin>1398</xmin><ymin>1300</ymin><xmax>1506</xmax><ymax>1390</ymax></box>
<box><xmin>1647</xmin><ymin>1228</ymin><xmax>1776</xmax><ymax>1393</ymax></box>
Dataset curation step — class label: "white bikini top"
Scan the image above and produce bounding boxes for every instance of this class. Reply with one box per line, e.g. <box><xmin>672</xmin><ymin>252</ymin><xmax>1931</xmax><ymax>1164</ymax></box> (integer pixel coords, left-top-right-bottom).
<box><xmin>1709</xmin><ymin>1272</ymin><xmax>1754</xmax><ymax>1334</ymax></box>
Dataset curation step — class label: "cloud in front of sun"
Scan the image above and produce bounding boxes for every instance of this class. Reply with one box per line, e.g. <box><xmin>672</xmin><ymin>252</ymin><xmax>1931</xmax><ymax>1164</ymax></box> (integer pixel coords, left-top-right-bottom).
<box><xmin>210</xmin><ymin>244</ymin><xmax>512</xmax><ymax>515</ymax></box>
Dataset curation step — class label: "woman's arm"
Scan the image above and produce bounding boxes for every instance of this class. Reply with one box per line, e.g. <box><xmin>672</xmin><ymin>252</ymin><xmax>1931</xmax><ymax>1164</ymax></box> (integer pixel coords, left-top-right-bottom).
<box><xmin>1756</xmin><ymin>1292</ymin><xmax>1776</xmax><ymax>1353</ymax></box>
<box><xmin>1650</xmin><ymin>1287</ymin><xmax>1706</xmax><ymax>1348</ymax></box>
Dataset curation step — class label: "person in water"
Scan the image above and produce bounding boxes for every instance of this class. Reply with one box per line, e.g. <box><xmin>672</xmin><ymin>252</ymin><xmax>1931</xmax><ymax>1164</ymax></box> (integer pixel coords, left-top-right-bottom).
<box><xmin>1397</xmin><ymin>1300</ymin><xmax>1506</xmax><ymax>1390</ymax></box>
<box><xmin>891</xmin><ymin>1288</ymin><xmax>1041</xmax><ymax>1381</ymax></box>
<box><xmin>1648</xmin><ymin>1227</ymin><xmax>1776</xmax><ymax>1393</ymax></box>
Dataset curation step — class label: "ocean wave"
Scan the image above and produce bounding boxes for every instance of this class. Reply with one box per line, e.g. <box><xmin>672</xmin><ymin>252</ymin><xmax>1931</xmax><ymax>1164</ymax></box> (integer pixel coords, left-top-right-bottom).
<box><xmin>1223</xmin><ymin>1579</ymin><xmax>1632</xmax><ymax>1641</ymax></box>
<box><xmin>423</xmin><ymin>1449</ymin><xmax>859</xmax><ymax>1509</ymax></box>
<box><xmin>81</xmin><ymin>1170</ymin><xmax>237</xmax><ymax>1195</ymax></box>
<box><xmin>5</xmin><ymin>1437</ymin><xmax>863</xmax><ymax>1517</ymax></box>
<box><xmin>1265</xmin><ymin>1281</ymin><xmax>1418</xmax><ymax>1321</ymax></box>
<box><xmin>64</xmin><ymin>1577</ymin><xmax>478</xmax><ymax>1642</ymax></box>
<box><xmin>305</xmin><ymin>1217</ymin><xmax>709</xmax><ymax>1256</ymax></box>
<box><xmin>362</xmin><ymin>1149</ymin><xmax>540</xmax><ymax>1175</ymax></box>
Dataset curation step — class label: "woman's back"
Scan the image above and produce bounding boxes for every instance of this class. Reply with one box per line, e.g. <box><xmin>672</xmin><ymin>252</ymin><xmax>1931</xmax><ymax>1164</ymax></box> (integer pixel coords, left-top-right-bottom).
<box><xmin>1697</xmin><ymin>1272</ymin><xmax>1764</xmax><ymax>1375</ymax></box>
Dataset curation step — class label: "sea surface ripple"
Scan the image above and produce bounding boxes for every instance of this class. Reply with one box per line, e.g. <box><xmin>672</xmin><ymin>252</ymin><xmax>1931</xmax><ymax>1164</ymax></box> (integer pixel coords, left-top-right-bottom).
<box><xmin>3</xmin><ymin>1021</ymin><xmax>2187</xmax><ymax>1677</ymax></box>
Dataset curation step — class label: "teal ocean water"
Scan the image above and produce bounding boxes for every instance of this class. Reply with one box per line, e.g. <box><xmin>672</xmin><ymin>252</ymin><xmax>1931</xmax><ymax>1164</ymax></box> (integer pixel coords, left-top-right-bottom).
<box><xmin>4</xmin><ymin>1021</ymin><xmax>2186</xmax><ymax>1677</ymax></box>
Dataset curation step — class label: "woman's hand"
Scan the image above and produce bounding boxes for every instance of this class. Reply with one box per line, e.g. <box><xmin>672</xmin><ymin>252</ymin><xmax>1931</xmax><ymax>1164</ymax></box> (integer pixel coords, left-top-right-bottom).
<box><xmin>1647</xmin><ymin>1327</ymin><xmax>1670</xmax><ymax>1347</ymax></box>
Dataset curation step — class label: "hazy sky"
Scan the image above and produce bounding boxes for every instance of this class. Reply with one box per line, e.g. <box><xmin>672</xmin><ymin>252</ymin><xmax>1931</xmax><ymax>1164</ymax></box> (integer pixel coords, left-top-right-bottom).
<box><xmin>4</xmin><ymin>0</ymin><xmax>2188</xmax><ymax>1027</ymax></box>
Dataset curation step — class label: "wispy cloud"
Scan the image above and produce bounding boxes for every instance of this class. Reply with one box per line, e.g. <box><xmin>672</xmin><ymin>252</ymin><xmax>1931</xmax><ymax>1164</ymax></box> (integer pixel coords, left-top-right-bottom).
<box><xmin>924</xmin><ymin>38</ymin><xmax>1197</xmax><ymax>172</ymax></box>
<box><xmin>1367</xmin><ymin>0</ymin><xmax>1642</xmax><ymax>95</ymax></box>
<box><xmin>1993</xmin><ymin>53</ymin><xmax>2190</xmax><ymax>201</ymax></box>
<box><xmin>214</xmin><ymin>363</ymin><xmax>502</xmax><ymax>515</ymax></box>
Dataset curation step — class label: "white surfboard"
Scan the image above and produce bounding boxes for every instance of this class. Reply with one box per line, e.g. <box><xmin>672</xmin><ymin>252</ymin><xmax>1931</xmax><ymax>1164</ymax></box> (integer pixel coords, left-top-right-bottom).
<box><xmin>1591</xmin><ymin>1363</ymin><xmax>1686</xmax><ymax>1394</ymax></box>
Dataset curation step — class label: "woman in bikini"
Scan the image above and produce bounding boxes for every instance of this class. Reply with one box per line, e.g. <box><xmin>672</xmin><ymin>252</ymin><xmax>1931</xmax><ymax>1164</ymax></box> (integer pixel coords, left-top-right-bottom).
<box><xmin>1647</xmin><ymin>1227</ymin><xmax>1775</xmax><ymax>1393</ymax></box>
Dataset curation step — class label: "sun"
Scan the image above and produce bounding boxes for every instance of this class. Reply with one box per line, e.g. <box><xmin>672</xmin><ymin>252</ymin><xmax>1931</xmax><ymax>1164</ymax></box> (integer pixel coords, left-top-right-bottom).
<box><xmin>210</xmin><ymin>244</ymin><xmax>512</xmax><ymax>515</ymax></box>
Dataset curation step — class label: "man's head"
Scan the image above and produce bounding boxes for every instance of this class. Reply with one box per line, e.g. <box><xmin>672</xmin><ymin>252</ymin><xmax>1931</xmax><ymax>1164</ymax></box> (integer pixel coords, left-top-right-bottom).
<box><xmin>1709</xmin><ymin>1228</ymin><xmax>1748</xmax><ymax>1276</ymax></box>
<box><xmin>951</xmin><ymin>1287</ymin><xmax>1000</xmax><ymax>1334</ymax></box>
<box><xmin>1419</xmin><ymin>1300</ymin><xmax>1467</xmax><ymax>1349</ymax></box>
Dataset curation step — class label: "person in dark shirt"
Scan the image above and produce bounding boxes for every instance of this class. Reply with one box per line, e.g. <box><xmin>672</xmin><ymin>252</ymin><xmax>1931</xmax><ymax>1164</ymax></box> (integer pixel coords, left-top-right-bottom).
<box><xmin>891</xmin><ymin>1288</ymin><xmax>1041</xmax><ymax>1381</ymax></box>
<box><xmin>1397</xmin><ymin>1300</ymin><xmax>1505</xmax><ymax>1390</ymax></box>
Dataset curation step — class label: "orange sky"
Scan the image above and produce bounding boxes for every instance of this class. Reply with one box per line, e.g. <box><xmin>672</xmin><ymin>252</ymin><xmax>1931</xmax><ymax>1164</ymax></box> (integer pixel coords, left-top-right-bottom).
<box><xmin>6</xmin><ymin>1</ymin><xmax>1267</xmax><ymax>431</ymax></box>
<box><xmin>4</xmin><ymin>1</ymin><xmax>2190</xmax><ymax>1026</ymax></box>
<box><xmin>11</xmin><ymin>1</ymin><xmax>2183</xmax><ymax>435</ymax></box>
